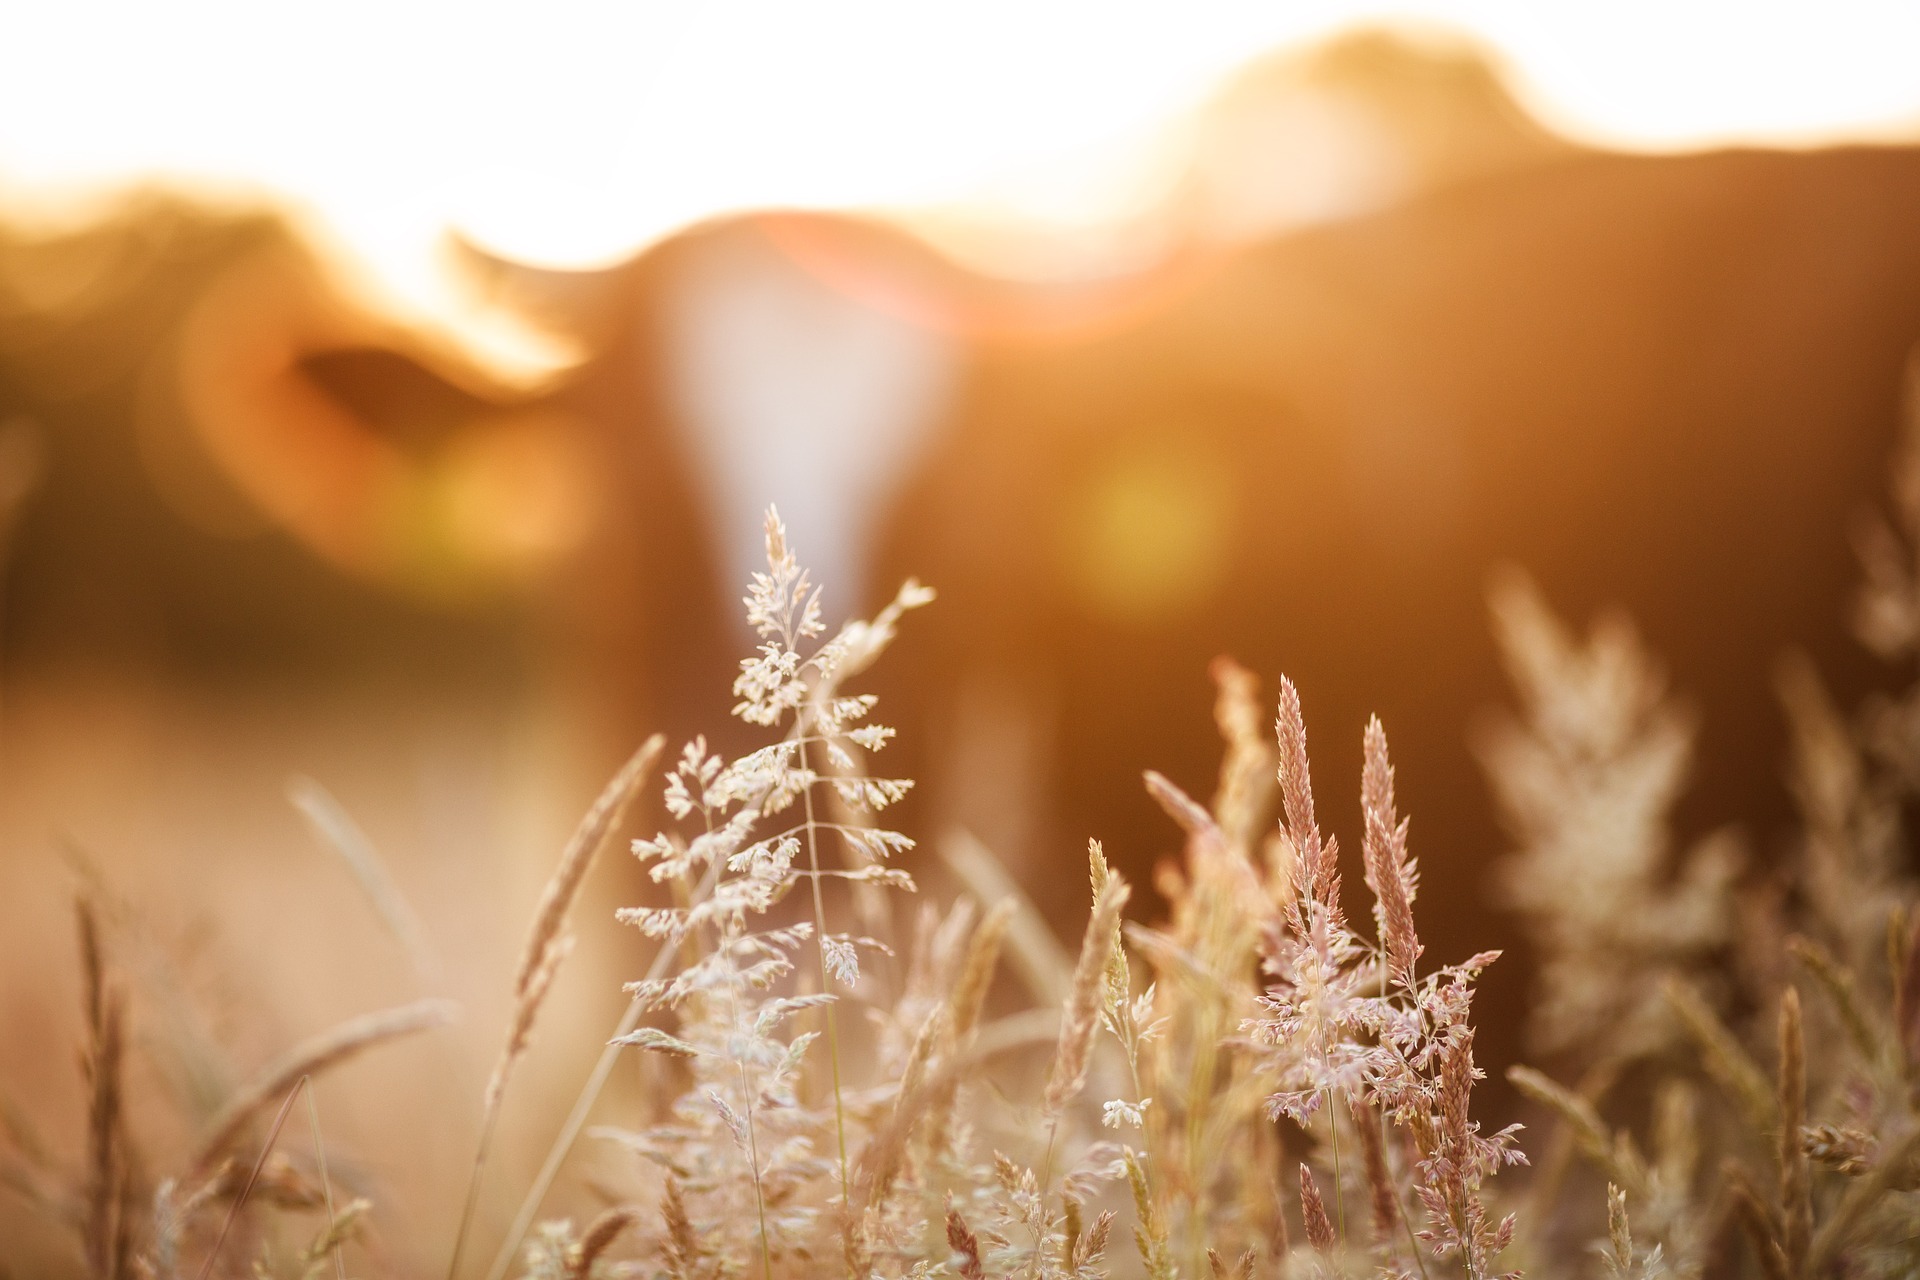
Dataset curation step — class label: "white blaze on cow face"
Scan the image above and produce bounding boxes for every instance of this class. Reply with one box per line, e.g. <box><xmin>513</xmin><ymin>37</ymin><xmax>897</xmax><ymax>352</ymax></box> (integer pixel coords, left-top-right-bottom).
<box><xmin>660</xmin><ymin>226</ymin><xmax>956</xmax><ymax>624</ymax></box>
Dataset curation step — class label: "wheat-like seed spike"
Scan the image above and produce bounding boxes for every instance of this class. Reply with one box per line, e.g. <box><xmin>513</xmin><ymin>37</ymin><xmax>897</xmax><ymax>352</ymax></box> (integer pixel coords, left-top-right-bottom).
<box><xmin>1786</xmin><ymin>935</ymin><xmax>1880</xmax><ymax>1062</ymax></box>
<box><xmin>937</xmin><ymin>830</ymin><xmax>1072</xmax><ymax>1006</ymax></box>
<box><xmin>1361</xmin><ymin>718</ymin><xmax>1422</xmax><ymax>987</ymax></box>
<box><xmin>190</xmin><ymin>998</ymin><xmax>454</xmax><ymax>1175</ymax></box>
<box><xmin>1123</xmin><ymin>1148</ymin><xmax>1174</xmax><ymax>1280</ymax></box>
<box><xmin>1776</xmin><ymin>987</ymin><xmax>1810</xmax><ymax>1274</ymax></box>
<box><xmin>453</xmin><ymin>737</ymin><xmax>662</xmax><ymax>1280</ymax></box>
<box><xmin>1274</xmin><ymin>678</ymin><xmax>1329</xmax><ymax>900</ymax></box>
<box><xmin>921</xmin><ymin>900</ymin><xmax>1014</xmax><ymax>1166</ymax></box>
<box><xmin>486</xmin><ymin>934</ymin><xmax>574</xmax><ymax>1115</ymax></box>
<box><xmin>858</xmin><ymin>1006</ymin><xmax>946</xmax><ymax>1216</ymax></box>
<box><xmin>1440</xmin><ymin>1030</ymin><xmax>1474</xmax><ymax>1158</ymax></box>
<box><xmin>1209</xmin><ymin>656</ymin><xmax>1276</xmax><ymax>856</ymax></box>
<box><xmin>515</xmin><ymin>736</ymin><xmax>665</xmax><ymax>998</ymax></box>
<box><xmin>77</xmin><ymin>894</ymin><xmax>104</xmax><ymax>1046</ymax></box>
<box><xmin>950</xmin><ymin>899</ymin><xmax>1015</xmax><ymax>1041</ymax></box>
<box><xmin>1085</xmin><ymin>1209</ymin><xmax>1115</xmax><ymax>1263</ymax></box>
<box><xmin>945</xmin><ymin>1200</ymin><xmax>986</xmax><ymax>1280</ymax></box>
<box><xmin>1506</xmin><ymin>1066</ymin><xmax>1644</xmax><ymax>1192</ymax></box>
<box><xmin>1350</xmin><ymin>1097</ymin><xmax>1401</xmax><ymax>1255</ymax></box>
<box><xmin>661</xmin><ymin>1178</ymin><xmax>705</xmax><ymax>1280</ymax></box>
<box><xmin>1605</xmin><ymin>1184</ymin><xmax>1632</xmax><ymax>1273</ymax></box>
<box><xmin>76</xmin><ymin>893</ymin><xmax>131</xmax><ymax>1280</ymax></box>
<box><xmin>299</xmin><ymin>1197</ymin><xmax>370</xmax><ymax>1270</ymax></box>
<box><xmin>1045</xmin><ymin>874</ymin><xmax>1130</xmax><ymax>1116</ymax></box>
<box><xmin>84</xmin><ymin>987</ymin><xmax>128</xmax><ymax>1280</ymax></box>
<box><xmin>563</xmin><ymin>1207</ymin><xmax>635</xmax><ymax>1280</ymax></box>
<box><xmin>1663</xmin><ymin>979</ymin><xmax>1778</xmax><ymax>1134</ymax></box>
<box><xmin>1896</xmin><ymin>909</ymin><xmax>1920</xmax><ymax>1067</ymax></box>
<box><xmin>1299</xmin><ymin>1163</ymin><xmax>1336</xmax><ymax>1251</ymax></box>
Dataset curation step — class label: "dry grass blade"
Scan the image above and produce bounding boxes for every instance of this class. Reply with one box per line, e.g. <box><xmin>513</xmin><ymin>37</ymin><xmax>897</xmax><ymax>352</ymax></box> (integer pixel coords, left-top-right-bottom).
<box><xmin>189</xmin><ymin>998</ymin><xmax>455</xmax><ymax>1176</ymax></box>
<box><xmin>1896</xmin><ymin>910</ymin><xmax>1920</xmax><ymax>1067</ymax></box>
<box><xmin>1144</xmin><ymin>769</ymin><xmax>1224</xmax><ymax>847</ymax></box>
<box><xmin>289</xmin><ymin>775</ymin><xmax>440</xmax><ymax>985</ymax></box>
<box><xmin>938</xmin><ymin>829</ymin><xmax>1071</xmax><ymax>1007</ymax></box>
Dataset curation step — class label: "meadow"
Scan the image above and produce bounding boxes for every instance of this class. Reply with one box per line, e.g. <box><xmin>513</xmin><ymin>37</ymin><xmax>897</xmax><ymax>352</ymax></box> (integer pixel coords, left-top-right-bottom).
<box><xmin>8</xmin><ymin>418</ymin><xmax>1920</xmax><ymax>1280</ymax></box>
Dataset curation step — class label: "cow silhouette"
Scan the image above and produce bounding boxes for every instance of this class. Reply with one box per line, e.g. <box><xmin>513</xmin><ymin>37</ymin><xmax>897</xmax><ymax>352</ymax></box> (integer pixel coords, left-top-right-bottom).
<box><xmin>866</xmin><ymin>143</ymin><xmax>1920</xmax><ymax>1097</ymax></box>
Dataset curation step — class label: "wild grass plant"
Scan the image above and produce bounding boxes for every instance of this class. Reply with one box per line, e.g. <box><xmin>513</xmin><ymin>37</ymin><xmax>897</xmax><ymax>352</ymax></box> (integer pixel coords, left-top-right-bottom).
<box><xmin>9</xmin><ymin>410</ymin><xmax>1920</xmax><ymax>1276</ymax></box>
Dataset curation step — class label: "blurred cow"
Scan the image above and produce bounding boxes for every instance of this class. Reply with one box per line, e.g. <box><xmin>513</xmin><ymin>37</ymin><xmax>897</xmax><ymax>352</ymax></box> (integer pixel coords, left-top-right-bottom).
<box><xmin>866</xmin><ymin>143</ymin><xmax>1920</xmax><ymax>1096</ymax></box>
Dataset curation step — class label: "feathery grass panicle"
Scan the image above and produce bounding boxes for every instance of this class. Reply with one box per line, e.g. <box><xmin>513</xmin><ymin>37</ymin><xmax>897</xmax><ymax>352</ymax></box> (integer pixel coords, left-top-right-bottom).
<box><xmin>1484</xmin><ymin>571</ymin><xmax>1738</xmax><ymax>1061</ymax></box>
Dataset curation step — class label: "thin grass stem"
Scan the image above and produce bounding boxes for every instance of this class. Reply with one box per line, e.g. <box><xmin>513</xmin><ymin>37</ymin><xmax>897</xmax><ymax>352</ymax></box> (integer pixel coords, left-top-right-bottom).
<box><xmin>196</xmin><ymin>1078</ymin><xmax>307</xmax><ymax>1280</ymax></box>
<box><xmin>798</xmin><ymin>735</ymin><xmax>854</xmax><ymax>1224</ymax></box>
<box><xmin>303</xmin><ymin>1084</ymin><xmax>347</xmax><ymax>1280</ymax></box>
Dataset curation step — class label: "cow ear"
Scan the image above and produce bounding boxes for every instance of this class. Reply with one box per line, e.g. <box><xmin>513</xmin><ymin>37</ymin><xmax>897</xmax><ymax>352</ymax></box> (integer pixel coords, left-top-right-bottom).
<box><xmin>176</xmin><ymin>230</ymin><xmax>601</xmax><ymax>599</ymax></box>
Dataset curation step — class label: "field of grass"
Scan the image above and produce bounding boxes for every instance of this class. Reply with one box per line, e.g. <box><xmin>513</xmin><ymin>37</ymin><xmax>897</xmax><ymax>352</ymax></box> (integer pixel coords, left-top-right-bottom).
<box><xmin>8</xmin><ymin>431</ymin><xmax>1920</xmax><ymax>1280</ymax></box>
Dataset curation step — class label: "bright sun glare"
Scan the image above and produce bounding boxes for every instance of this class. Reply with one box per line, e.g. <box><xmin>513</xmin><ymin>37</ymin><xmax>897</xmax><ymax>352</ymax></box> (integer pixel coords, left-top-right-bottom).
<box><xmin>5</xmin><ymin>0</ymin><xmax>1917</xmax><ymax>367</ymax></box>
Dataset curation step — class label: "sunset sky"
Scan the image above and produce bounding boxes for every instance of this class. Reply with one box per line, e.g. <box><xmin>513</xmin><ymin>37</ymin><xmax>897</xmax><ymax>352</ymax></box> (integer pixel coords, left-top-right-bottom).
<box><xmin>5</xmin><ymin>0</ymin><xmax>1917</xmax><ymax>356</ymax></box>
